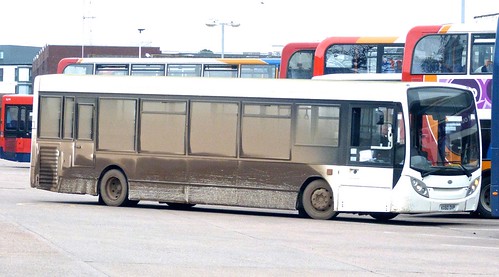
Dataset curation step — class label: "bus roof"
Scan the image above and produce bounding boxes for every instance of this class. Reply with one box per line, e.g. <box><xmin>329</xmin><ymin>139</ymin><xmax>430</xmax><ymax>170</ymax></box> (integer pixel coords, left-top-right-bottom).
<box><xmin>34</xmin><ymin>74</ymin><xmax>472</xmax><ymax>104</ymax></box>
<box><xmin>59</xmin><ymin>57</ymin><xmax>281</xmax><ymax>66</ymax></box>
<box><xmin>2</xmin><ymin>94</ymin><xmax>33</xmax><ymax>104</ymax></box>
<box><xmin>407</xmin><ymin>22</ymin><xmax>497</xmax><ymax>35</ymax></box>
<box><xmin>312</xmin><ymin>73</ymin><xmax>402</xmax><ymax>81</ymax></box>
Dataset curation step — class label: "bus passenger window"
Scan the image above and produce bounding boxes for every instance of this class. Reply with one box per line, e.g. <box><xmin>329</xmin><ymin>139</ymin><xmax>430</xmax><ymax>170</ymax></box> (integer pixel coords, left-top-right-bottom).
<box><xmin>241</xmin><ymin>103</ymin><xmax>291</xmax><ymax>159</ymax></box>
<box><xmin>240</xmin><ymin>65</ymin><xmax>277</xmax><ymax>79</ymax></box>
<box><xmin>39</xmin><ymin>97</ymin><xmax>62</xmax><ymax>138</ymax></box>
<box><xmin>190</xmin><ymin>102</ymin><xmax>238</xmax><ymax>157</ymax></box>
<box><xmin>167</xmin><ymin>64</ymin><xmax>202</xmax><ymax>77</ymax></box>
<box><xmin>413</xmin><ymin>34</ymin><xmax>467</xmax><ymax>74</ymax></box>
<box><xmin>471</xmin><ymin>33</ymin><xmax>495</xmax><ymax>74</ymax></box>
<box><xmin>295</xmin><ymin>105</ymin><xmax>340</xmax><ymax>147</ymax></box>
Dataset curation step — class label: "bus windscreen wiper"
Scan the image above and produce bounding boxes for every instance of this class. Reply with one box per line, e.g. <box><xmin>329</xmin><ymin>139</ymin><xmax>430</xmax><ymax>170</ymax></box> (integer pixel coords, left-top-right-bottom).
<box><xmin>446</xmin><ymin>161</ymin><xmax>472</xmax><ymax>178</ymax></box>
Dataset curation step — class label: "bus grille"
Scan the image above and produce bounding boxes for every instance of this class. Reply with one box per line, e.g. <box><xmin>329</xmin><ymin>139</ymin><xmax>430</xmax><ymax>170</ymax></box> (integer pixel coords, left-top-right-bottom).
<box><xmin>38</xmin><ymin>146</ymin><xmax>59</xmax><ymax>190</ymax></box>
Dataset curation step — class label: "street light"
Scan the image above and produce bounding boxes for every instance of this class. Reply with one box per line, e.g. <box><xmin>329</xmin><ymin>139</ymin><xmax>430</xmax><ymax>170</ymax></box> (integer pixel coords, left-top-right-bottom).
<box><xmin>138</xmin><ymin>28</ymin><xmax>145</xmax><ymax>58</ymax></box>
<box><xmin>205</xmin><ymin>20</ymin><xmax>240</xmax><ymax>58</ymax></box>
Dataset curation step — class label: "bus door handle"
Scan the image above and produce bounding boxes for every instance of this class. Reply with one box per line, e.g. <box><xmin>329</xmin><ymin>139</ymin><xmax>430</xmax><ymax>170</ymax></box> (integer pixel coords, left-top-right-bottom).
<box><xmin>75</xmin><ymin>145</ymin><xmax>82</xmax><ymax>149</ymax></box>
<box><xmin>350</xmin><ymin>168</ymin><xmax>359</xmax><ymax>174</ymax></box>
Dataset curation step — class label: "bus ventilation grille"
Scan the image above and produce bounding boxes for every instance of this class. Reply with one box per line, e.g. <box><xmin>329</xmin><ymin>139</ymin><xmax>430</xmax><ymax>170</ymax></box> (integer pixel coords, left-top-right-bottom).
<box><xmin>38</xmin><ymin>146</ymin><xmax>59</xmax><ymax>190</ymax></box>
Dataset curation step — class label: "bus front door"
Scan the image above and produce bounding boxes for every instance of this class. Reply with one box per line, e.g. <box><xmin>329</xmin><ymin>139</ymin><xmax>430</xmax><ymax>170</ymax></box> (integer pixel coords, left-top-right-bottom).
<box><xmin>337</xmin><ymin>105</ymin><xmax>397</xmax><ymax>212</ymax></box>
<box><xmin>73</xmin><ymin>101</ymin><xmax>95</xmax><ymax>167</ymax></box>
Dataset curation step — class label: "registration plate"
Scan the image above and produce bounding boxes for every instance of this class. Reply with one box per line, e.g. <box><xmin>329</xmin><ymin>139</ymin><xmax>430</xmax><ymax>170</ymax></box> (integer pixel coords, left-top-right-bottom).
<box><xmin>440</xmin><ymin>204</ymin><xmax>457</xmax><ymax>211</ymax></box>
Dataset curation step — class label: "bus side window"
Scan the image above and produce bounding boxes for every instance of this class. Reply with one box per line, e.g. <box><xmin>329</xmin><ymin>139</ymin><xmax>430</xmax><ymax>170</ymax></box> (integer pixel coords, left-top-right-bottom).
<box><xmin>349</xmin><ymin>106</ymin><xmax>394</xmax><ymax>163</ymax></box>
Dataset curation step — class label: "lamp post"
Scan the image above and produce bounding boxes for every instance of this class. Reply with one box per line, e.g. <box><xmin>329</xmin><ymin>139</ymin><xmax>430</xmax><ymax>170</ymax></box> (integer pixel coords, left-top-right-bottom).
<box><xmin>138</xmin><ymin>28</ymin><xmax>145</xmax><ymax>58</ymax></box>
<box><xmin>205</xmin><ymin>20</ymin><xmax>240</xmax><ymax>58</ymax></box>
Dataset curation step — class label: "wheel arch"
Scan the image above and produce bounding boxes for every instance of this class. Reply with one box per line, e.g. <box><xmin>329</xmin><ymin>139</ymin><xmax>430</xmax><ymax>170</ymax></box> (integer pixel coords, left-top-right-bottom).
<box><xmin>295</xmin><ymin>176</ymin><xmax>329</xmax><ymax>210</ymax></box>
<box><xmin>97</xmin><ymin>165</ymin><xmax>128</xmax><ymax>196</ymax></box>
<box><xmin>481</xmin><ymin>168</ymin><xmax>491</xmax><ymax>183</ymax></box>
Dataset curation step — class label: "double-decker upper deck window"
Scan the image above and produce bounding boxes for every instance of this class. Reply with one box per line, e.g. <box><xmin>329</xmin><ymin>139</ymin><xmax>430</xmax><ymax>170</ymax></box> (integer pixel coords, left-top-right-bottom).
<box><xmin>287</xmin><ymin>50</ymin><xmax>314</xmax><ymax>79</ymax></box>
<box><xmin>471</xmin><ymin>33</ymin><xmax>495</xmax><ymax>74</ymax></box>
<box><xmin>131</xmin><ymin>64</ymin><xmax>165</xmax><ymax>76</ymax></box>
<box><xmin>95</xmin><ymin>64</ymin><xmax>129</xmax><ymax>75</ymax></box>
<box><xmin>63</xmin><ymin>64</ymin><xmax>93</xmax><ymax>74</ymax></box>
<box><xmin>203</xmin><ymin>64</ymin><xmax>238</xmax><ymax>78</ymax></box>
<box><xmin>412</xmin><ymin>34</ymin><xmax>467</xmax><ymax>74</ymax></box>
<box><xmin>240</xmin><ymin>64</ymin><xmax>277</xmax><ymax>78</ymax></box>
<box><xmin>167</xmin><ymin>64</ymin><xmax>202</xmax><ymax>77</ymax></box>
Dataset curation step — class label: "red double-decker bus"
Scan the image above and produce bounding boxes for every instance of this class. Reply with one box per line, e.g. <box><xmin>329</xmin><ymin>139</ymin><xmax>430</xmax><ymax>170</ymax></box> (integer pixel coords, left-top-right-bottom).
<box><xmin>0</xmin><ymin>94</ymin><xmax>33</xmax><ymax>162</ymax></box>
<box><xmin>280</xmin><ymin>37</ymin><xmax>405</xmax><ymax>79</ymax></box>
<box><xmin>401</xmin><ymin>22</ymin><xmax>496</xmax><ymax>218</ymax></box>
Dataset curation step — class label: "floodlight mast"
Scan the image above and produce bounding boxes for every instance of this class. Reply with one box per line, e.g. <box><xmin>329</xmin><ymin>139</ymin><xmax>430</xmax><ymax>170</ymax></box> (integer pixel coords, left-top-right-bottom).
<box><xmin>205</xmin><ymin>20</ymin><xmax>240</xmax><ymax>58</ymax></box>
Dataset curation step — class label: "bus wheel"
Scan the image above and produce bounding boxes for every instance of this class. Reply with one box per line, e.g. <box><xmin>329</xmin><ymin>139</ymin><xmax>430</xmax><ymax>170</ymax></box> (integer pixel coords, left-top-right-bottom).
<box><xmin>475</xmin><ymin>175</ymin><xmax>492</xmax><ymax>218</ymax></box>
<box><xmin>369</xmin><ymin>212</ymin><xmax>398</xmax><ymax>221</ymax></box>
<box><xmin>99</xmin><ymin>169</ymin><xmax>129</xmax><ymax>207</ymax></box>
<box><xmin>301</xmin><ymin>180</ymin><xmax>338</xmax><ymax>220</ymax></box>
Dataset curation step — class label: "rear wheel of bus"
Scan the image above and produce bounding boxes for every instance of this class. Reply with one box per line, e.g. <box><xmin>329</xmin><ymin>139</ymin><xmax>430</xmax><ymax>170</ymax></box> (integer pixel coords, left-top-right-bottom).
<box><xmin>99</xmin><ymin>169</ymin><xmax>137</xmax><ymax>207</ymax></box>
<box><xmin>299</xmin><ymin>180</ymin><xmax>338</xmax><ymax>220</ymax></box>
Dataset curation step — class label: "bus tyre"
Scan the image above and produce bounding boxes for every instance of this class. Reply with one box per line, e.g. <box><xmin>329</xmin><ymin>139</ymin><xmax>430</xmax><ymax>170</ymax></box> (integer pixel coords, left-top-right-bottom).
<box><xmin>99</xmin><ymin>169</ymin><xmax>129</xmax><ymax>207</ymax></box>
<box><xmin>369</xmin><ymin>212</ymin><xmax>398</xmax><ymax>221</ymax></box>
<box><xmin>475</xmin><ymin>175</ymin><xmax>491</xmax><ymax>218</ymax></box>
<box><xmin>301</xmin><ymin>180</ymin><xmax>338</xmax><ymax>220</ymax></box>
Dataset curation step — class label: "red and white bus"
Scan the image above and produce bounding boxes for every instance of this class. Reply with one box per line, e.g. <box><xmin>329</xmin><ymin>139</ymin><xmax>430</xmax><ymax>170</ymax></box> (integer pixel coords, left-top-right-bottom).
<box><xmin>57</xmin><ymin>57</ymin><xmax>281</xmax><ymax>79</ymax></box>
<box><xmin>280</xmin><ymin>37</ymin><xmax>405</xmax><ymax>79</ymax></box>
<box><xmin>401</xmin><ymin>22</ymin><xmax>495</xmax><ymax>217</ymax></box>
<box><xmin>0</xmin><ymin>94</ymin><xmax>32</xmax><ymax>162</ymax></box>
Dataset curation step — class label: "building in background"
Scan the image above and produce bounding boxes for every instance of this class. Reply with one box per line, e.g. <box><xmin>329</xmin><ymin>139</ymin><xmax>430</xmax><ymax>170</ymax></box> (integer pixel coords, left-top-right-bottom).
<box><xmin>32</xmin><ymin>45</ymin><xmax>162</xmax><ymax>79</ymax></box>
<box><xmin>0</xmin><ymin>45</ymin><xmax>41</xmax><ymax>96</ymax></box>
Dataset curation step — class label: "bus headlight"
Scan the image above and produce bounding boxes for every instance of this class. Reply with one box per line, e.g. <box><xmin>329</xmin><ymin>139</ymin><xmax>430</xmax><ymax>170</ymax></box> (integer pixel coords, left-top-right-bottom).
<box><xmin>466</xmin><ymin>177</ymin><xmax>480</xmax><ymax>197</ymax></box>
<box><xmin>410</xmin><ymin>177</ymin><xmax>429</xmax><ymax>198</ymax></box>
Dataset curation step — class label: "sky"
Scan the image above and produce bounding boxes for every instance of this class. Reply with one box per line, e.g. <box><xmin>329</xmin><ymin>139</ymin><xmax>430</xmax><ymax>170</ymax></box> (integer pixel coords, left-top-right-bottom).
<box><xmin>1</xmin><ymin>0</ymin><xmax>499</xmax><ymax>54</ymax></box>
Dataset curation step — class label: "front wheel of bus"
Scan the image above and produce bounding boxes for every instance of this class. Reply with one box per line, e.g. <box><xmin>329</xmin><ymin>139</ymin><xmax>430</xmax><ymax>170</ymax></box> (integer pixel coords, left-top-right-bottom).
<box><xmin>99</xmin><ymin>169</ymin><xmax>129</xmax><ymax>207</ymax></box>
<box><xmin>475</xmin><ymin>175</ymin><xmax>491</xmax><ymax>218</ymax></box>
<box><xmin>300</xmin><ymin>180</ymin><xmax>337</xmax><ymax>220</ymax></box>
